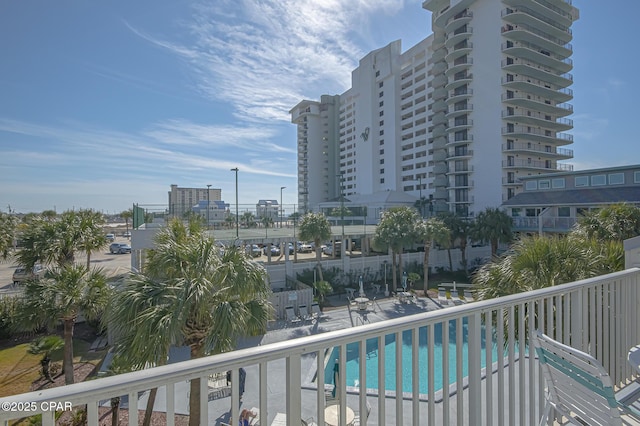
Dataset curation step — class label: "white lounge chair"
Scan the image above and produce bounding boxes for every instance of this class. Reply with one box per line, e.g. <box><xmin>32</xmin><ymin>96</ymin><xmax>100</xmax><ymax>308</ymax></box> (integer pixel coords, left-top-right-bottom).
<box><xmin>463</xmin><ymin>289</ymin><xmax>474</xmax><ymax>302</ymax></box>
<box><xmin>298</xmin><ymin>304</ymin><xmax>310</xmax><ymax>321</ymax></box>
<box><xmin>532</xmin><ymin>330</ymin><xmax>640</xmax><ymax>425</ymax></box>
<box><xmin>438</xmin><ymin>287</ymin><xmax>449</xmax><ymax>306</ymax></box>
<box><xmin>285</xmin><ymin>306</ymin><xmax>300</xmax><ymax>324</ymax></box>
<box><xmin>311</xmin><ymin>302</ymin><xmax>327</xmax><ymax>319</ymax></box>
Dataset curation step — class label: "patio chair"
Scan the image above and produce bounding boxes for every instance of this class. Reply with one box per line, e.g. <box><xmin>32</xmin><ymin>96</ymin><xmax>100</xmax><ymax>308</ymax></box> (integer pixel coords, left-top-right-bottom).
<box><xmin>463</xmin><ymin>289</ymin><xmax>474</xmax><ymax>302</ymax></box>
<box><xmin>285</xmin><ymin>306</ymin><xmax>301</xmax><ymax>325</ymax></box>
<box><xmin>311</xmin><ymin>302</ymin><xmax>327</xmax><ymax>319</ymax></box>
<box><xmin>438</xmin><ymin>287</ymin><xmax>449</xmax><ymax>306</ymax></box>
<box><xmin>532</xmin><ymin>330</ymin><xmax>640</xmax><ymax>426</ymax></box>
<box><xmin>298</xmin><ymin>304</ymin><xmax>310</xmax><ymax>321</ymax></box>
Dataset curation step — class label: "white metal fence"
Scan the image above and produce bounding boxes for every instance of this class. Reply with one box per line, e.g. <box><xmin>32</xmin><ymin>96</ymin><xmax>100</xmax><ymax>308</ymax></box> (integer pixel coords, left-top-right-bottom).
<box><xmin>1</xmin><ymin>268</ymin><xmax>638</xmax><ymax>426</ymax></box>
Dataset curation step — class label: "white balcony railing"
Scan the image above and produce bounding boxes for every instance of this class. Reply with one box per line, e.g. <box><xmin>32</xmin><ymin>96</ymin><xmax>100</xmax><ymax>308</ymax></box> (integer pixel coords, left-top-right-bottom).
<box><xmin>1</xmin><ymin>269</ymin><xmax>639</xmax><ymax>426</ymax></box>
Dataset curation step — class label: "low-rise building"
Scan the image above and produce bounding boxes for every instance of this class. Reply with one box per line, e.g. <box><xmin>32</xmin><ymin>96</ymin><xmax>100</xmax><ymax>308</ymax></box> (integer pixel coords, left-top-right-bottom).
<box><xmin>502</xmin><ymin>164</ymin><xmax>640</xmax><ymax>234</ymax></box>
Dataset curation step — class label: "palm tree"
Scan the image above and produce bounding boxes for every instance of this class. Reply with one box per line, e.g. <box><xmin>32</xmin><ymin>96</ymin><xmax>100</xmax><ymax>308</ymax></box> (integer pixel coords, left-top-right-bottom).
<box><xmin>120</xmin><ymin>209</ymin><xmax>133</xmax><ymax>234</ymax></box>
<box><xmin>298</xmin><ymin>212</ymin><xmax>331</xmax><ymax>281</ymax></box>
<box><xmin>17</xmin><ymin>210</ymin><xmax>90</xmax><ymax>269</ymax></box>
<box><xmin>77</xmin><ymin>209</ymin><xmax>107</xmax><ymax>269</ymax></box>
<box><xmin>573</xmin><ymin>203</ymin><xmax>640</xmax><ymax>242</ymax></box>
<box><xmin>0</xmin><ymin>212</ymin><xmax>18</xmax><ymax>259</ymax></box>
<box><xmin>261</xmin><ymin>216</ymin><xmax>273</xmax><ymax>237</ymax></box>
<box><xmin>20</xmin><ymin>264</ymin><xmax>109</xmax><ymax>384</ymax></box>
<box><xmin>107</xmin><ymin>219</ymin><xmax>272</xmax><ymax>426</ymax></box>
<box><xmin>241</xmin><ymin>211</ymin><xmax>256</xmax><ymax>228</ymax></box>
<box><xmin>470</xmin><ymin>207</ymin><xmax>513</xmax><ymax>257</ymax></box>
<box><xmin>415</xmin><ymin>218</ymin><xmax>450</xmax><ymax>292</ymax></box>
<box><xmin>374</xmin><ymin>207</ymin><xmax>419</xmax><ymax>292</ymax></box>
<box><xmin>439</xmin><ymin>212</ymin><xmax>470</xmax><ymax>271</ymax></box>
<box><xmin>225</xmin><ymin>214</ymin><xmax>236</xmax><ymax>229</ymax></box>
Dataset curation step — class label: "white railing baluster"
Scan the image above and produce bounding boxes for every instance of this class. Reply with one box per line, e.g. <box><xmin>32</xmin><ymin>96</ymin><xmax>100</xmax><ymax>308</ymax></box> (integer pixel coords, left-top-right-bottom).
<box><xmin>484</xmin><ymin>311</ymin><xmax>493</xmax><ymax>426</ymax></box>
<box><xmin>427</xmin><ymin>323</ymin><xmax>435</xmax><ymax>426</ymax></box>
<box><xmin>199</xmin><ymin>374</ymin><xmax>208</xmax><ymax>425</ymax></box>
<box><xmin>87</xmin><ymin>401</ymin><xmax>98</xmax><ymax>426</ymax></box>
<box><xmin>411</xmin><ymin>327</ymin><xmax>419</xmax><ymax>426</ymax></box>
<box><xmin>496</xmin><ymin>308</ymin><xmax>504</xmax><ymax>426</ymax></box>
<box><xmin>456</xmin><ymin>318</ymin><xmax>463</xmax><ymax>425</ymax></box>
<box><xmin>259</xmin><ymin>362</ymin><xmax>267</xmax><ymax>426</ymax></box>
<box><xmin>442</xmin><ymin>319</ymin><xmax>450</xmax><ymax>426</ymax></box>
<box><xmin>128</xmin><ymin>391</ymin><xmax>137</xmax><ymax>426</ymax></box>
<box><xmin>377</xmin><ymin>334</ymin><xmax>386</xmax><ymax>426</ymax></box>
<box><xmin>395</xmin><ymin>331</ymin><xmax>403</xmax><ymax>426</ymax></box>
<box><xmin>166</xmin><ymin>382</ymin><xmax>175</xmax><ymax>426</ymax></box>
<box><xmin>508</xmin><ymin>306</ymin><xmax>515</xmax><ymax>426</ymax></box>
<box><xmin>286</xmin><ymin>354</ymin><xmax>302</xmax><ymax>426</ymax></box>
<box><xmin>527</xmin><ymin>301</ymin><xmax>536</xmax><ymax>426</ymax></box>
<box><xmin>518</xmin><ymin>302</ymin><xmax>525</xmax><ymax>426</ymax></box>
<box><xmin>468</xmin><ymin>312</ymin><xmax>481</xmax><ymax>424</ymax></box>
<box><xmin>359</xmin><ymin>337</ymin><xmax>368</xmax><ymax>425</ymax></box>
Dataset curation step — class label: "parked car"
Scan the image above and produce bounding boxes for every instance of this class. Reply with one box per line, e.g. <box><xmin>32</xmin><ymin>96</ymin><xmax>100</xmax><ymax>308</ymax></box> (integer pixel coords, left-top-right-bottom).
<box><xmin>110</xmin><ymin>243</ymin><xmax>132</xmax><ymax>254</ymax></box>
<box><xmin>245</xmin><ymin>244</ymin><xmax>261</xmax><ymax>258</ymax></box>
<box><xmin>263</xmin><ymin>244</ymin><xmax>281</xmax><ymax>256</ymax></box>
<box><xmin>105</xmin><ymin>233</ymin><xmax>115</xmax><ymax>242</ymax></box>
<box><xmin>123</xmin><ymin>231</ymin><xmax>131</xmax><ymax>238</ymax></box>
<box><xmin>322</xmin><ymin>242</ymin><xmax>342</xmax><ymax>257</ymax></box>
<box><xmin>297</xmin><ymin>242</ymin><xmax>313</xmax><ymax>253</ymax></box>
<box><xmin>12</xmin><ymin>264</ymin><xmax>45</xmax><ymax>285</ymax></box>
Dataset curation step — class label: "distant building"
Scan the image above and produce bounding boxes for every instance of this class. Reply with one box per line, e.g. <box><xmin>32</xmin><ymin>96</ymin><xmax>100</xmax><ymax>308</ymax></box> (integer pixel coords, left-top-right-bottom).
<box><xmin>292</xmin><ymin>0</ymin><xmax>580</xmax><ymax>218</ymax></box>
<box><xmin>168</xmin><ymin>184</ymin><xmax>221</xmax><ymax>218</ymax></box>
<box><xmin>191</xmin><ymin>200</ymin><xmax>230</xmax><ymax>226</ymax></box>
<box><xmin>256</xmin><ymin>200</ymin><xmax>279</xmax><ymax>221</ymax></box>
<box><xmin>502</xmin><ymin>164</ymin><xmax>640</xmax><ymax>234</ymax></box>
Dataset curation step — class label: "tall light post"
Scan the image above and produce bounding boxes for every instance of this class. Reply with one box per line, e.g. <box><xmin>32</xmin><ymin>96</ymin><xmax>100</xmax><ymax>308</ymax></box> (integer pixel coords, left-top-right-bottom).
<box><xmin>417</xmin><ymin>176</ymin><xmax>424</xmax><ymax>218</ymax></box>
<box><xmin>206</xmin><ymin>184</ymin><xmax>211</xmax><ymax>229</ymax></box>
<box><xmin>280</xmin><ymin>186</ymin><xmax>286</xmax><ymax>228</ymax></box>
<box><xmin>230</xmin><ymin>168</ymin><xmax>239</xmax><ymax>239</ymax></box>
<box><xmin>337</xmin><ymin>173</ymin><xmax>345</xmax><ymax>247</ymax></box>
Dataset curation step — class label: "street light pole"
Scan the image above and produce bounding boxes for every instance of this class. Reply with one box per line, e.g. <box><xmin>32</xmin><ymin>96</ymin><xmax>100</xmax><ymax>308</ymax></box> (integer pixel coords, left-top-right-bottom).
<box><xmin>280</xmin><ymin>186</ymin><xmax>286</xmax><ymax>229</ymax></box>
<box><xmin>230</xmin><ymin>168</ymin><xmax>239</xmax><ymax>239</ymax></box>
<box><xmin>418</xmin><ymin>176</ymin><xmax>424</xmax><ymax>218</ymax></box>
<box><xmin>206</xmin><ymin>184</ymin><xmax>211</xmax><ymax>229</ymax></box>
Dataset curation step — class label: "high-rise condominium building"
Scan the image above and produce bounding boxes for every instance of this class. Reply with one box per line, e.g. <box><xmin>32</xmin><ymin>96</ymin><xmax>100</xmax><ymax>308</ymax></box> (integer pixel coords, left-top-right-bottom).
<box><xmin>291</xmin><ymin>0</ymin><xmax>579</xmax><ymax>217</ymax></box>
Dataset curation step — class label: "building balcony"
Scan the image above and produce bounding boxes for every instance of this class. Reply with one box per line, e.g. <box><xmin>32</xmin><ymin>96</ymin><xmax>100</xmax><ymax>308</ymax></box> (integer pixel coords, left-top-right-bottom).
<box><xmin>502</xmin><ymin>110</ymin><xmax>573</xmax><ymax>131</ymax></box>
<box><xmin>431</xmin><ymin>0</ymin><xmax>475</xmax><ymax>28</ymax></box>
<box><xmin>448</xmin><ymin>88</ymin><xmax>473</xmax><ymax>103</ymax></box>
<box><xmin>444</xmin><ymin>10</ymin><xmax>473</xmax><ymax>32</ymax></box>
<box><xmin>501</xmin><ymin>76</ymin><xmax>573</xmax><ymax>102</ymax></box>
<box><xmin>512</xmin><ymin>216</ymin><xmax>577</xmax><ymax>233</ymax></box>
<box><xmin>501</xmin><ymin>7</ymin><xmax>573</xmax><ymax>44</ymax></box>
<box><xmin>445</xmin><ymin>42</ymin><xmax>473</xmax><ymax>62</ymax></box>
<box><xmin>445</xmin><ymin>27</ymin><xmax>473</xmax><ymax>49</ymax></box>
<box><xmin>432</xmin><ymin>99</ymin><xmax>448</xmax><ymax>114</ymax></box>
<box><xmin>502</xmin><ymin>59</ymin><xmax>573</xmax><ymax>88</ymax></box>
<box><xmin>504</xmin><ymin>0</ymin><xmax>575</xmax><ymax>28</ymax></box>
<box><xmin>447</xmin><ymin>165</ymin><xmax>474</xmax><ymax>174</ymax></box>
<box><xmin>432</xmin><ymin>74</ymin><xmax>448</xmax><ymax>89</ymax></box>
<box><xmin>445</xmin><ymin>103</ymin><xmax>473</xmax><ymax>119</ymax></box>
<box><xmin>432</xmin><ymin>47</ymin><xmax>447</xmax><ymax>63</ymax></box>
<box><xmin>445</xmin><ymin>57</ymin><xmax>473</xmax><ymax>77</ymax></box>
<box><xmin>448</xmin><ymin>134</ymin><xmax>474</xmax><ymax>146</ymax></box>
<box><xmin>448</xmin><ymin>118</ymin><xmax>473</xmax><ymax>132</ymax></box>
<box><xmin>503</xmin><ymin>142</ymin><xmax>573</xmax><ymax>159</ymax></box>
<box><xmin>447</xmin><ymin>148</ymin><xmax>474</xmax><ymax>159</ymax></box>
<box><xmin>501</xmin><ymin>22</ymin><xmax>572</xmax><ymax>57</ymax></box>
<box><xmin>445</xmin><ymin>73</ymin><xmax>473</xmax><ymax>91</ymax></box>
<box><xmin>502</xmin><ymin>125</ymin><xmax>573</xmax><ymax>144</ymax></box>
<box><xmin>501</xmin><ymin>93</ymin><xmax>573</xmax><ymax>117</ymax></box>
<box><xmin>502</xmin><ymin>158</ymin><xmax>574</xmax><ymax>171</ymax></box>
<box><xmin>501</xmin><ymin>41</ymin><xmax>573</xmax><ymax>74</ymax></box>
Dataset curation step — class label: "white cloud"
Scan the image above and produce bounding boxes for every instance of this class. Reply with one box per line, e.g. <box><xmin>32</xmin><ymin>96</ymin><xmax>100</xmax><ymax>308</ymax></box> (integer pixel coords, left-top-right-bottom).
<box><xmin>126</xmin><ymin>0</ymin><xmax>415</xmax><ymax>122</ymax></box>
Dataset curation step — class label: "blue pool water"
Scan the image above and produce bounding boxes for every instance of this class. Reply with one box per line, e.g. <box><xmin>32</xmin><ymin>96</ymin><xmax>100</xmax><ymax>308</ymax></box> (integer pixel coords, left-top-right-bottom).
<box><xmin>323</xmin><ymin>320</ymin><xmax>503</xmax><ymax>395</ymax></box>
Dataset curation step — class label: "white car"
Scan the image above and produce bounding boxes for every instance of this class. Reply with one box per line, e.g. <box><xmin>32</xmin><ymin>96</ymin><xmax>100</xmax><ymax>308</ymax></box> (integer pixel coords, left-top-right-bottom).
<box><xmin>106</xmin><ymin>233</ymin><xmax>115</xmax><ymax>242</ymax></box>
<box><xmin>297</xmin><ymin>242</ymin><xmax>313</xmax><ymax>253</ymax></box>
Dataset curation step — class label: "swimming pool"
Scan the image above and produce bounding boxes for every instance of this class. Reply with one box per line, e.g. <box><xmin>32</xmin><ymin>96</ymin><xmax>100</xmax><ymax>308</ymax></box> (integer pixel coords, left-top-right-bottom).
<box><xmin>323</xmin><ymin>320</ymin><xmax>502</xmax><ymax>395</ymax></box>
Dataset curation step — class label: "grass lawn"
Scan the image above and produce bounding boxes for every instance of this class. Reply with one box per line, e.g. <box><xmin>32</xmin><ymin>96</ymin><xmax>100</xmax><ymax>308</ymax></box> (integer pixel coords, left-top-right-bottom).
<box><xmin>0</xmin><ymin>335</ymin><xmax>107</xmax><ymax>398</ymax></box>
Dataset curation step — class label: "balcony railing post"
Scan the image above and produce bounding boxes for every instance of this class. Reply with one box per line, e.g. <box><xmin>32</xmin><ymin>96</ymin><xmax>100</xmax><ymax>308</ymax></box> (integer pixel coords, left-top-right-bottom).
<box><xmin>286</xmin><ymin>355</ymin><xmax>302</xmax><ymax>426</ymax></box>
<box><xmin>468</xmin><ymin>312</ymin><xmax>482</xmax><ymax>423</ymax></box>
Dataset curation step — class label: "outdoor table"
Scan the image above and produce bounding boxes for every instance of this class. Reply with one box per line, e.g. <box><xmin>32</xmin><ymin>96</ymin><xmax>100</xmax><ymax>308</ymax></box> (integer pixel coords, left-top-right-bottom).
<box><xmin>628</xmin><ymin>345</ymin><xmax>640</xmax><ymax>373</ymax></box>
<box><xmin>344</xmin><ymin>287</ymin><xmax>356</xmax><ymax>299</ymax></box>
<box><xmin>323</xmin><ymin>404</ymin><xmax>354</xmax><ymax>426</ymax></box>
<box><xmin>354</xmin><ymin>297</ymin><xmax>369</xmax><ymax>311</ymax></box>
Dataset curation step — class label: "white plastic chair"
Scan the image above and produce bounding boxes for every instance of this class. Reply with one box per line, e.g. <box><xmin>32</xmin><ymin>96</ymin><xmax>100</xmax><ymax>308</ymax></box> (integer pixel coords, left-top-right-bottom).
<box><xmin>532</xmin><ymin>330</ymin><xmax>640</xmax><ymax>425</ymax></box>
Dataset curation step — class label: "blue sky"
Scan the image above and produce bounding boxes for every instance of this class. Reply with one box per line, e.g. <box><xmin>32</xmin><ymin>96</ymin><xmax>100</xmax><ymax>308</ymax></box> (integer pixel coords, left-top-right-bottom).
<box><xmin>0</xmin><ymin>0</ymin><xmax>636</xmax><ymax>214</ymax></box>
